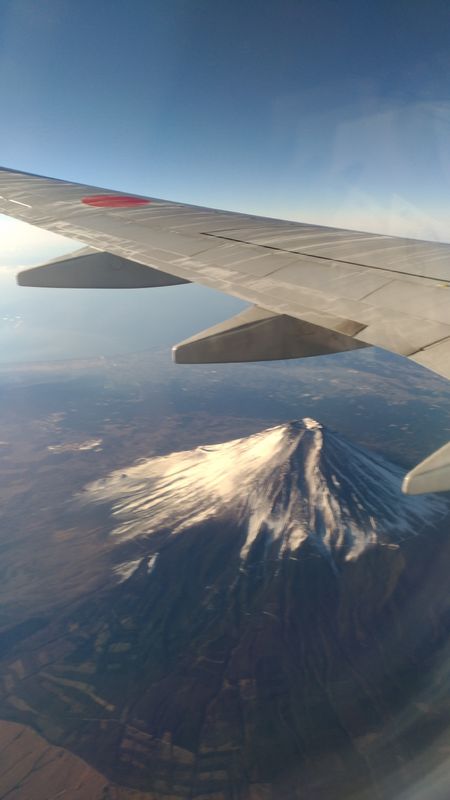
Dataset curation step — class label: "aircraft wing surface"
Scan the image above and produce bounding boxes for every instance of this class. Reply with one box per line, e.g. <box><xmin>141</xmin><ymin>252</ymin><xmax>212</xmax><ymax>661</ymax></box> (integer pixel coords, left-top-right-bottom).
<box><xmin>1</xmin><ymin>166</ymin><xmax>449</xmax><ymax>493</ymax></box>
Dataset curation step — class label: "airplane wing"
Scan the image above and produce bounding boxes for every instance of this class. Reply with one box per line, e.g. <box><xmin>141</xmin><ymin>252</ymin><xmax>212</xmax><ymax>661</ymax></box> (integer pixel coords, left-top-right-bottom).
<box><xmin>0</xmin><ymin>166</ymin><xmax>449</xmax><ymax>494</ymax></box>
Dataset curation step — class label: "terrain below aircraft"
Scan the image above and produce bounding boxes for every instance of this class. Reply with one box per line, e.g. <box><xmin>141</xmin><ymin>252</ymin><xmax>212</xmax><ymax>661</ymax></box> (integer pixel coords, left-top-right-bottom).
<box><xmin>0</xmin><ymin>166</ymin><xmax>449</xmax><ymax>494</ymax></box>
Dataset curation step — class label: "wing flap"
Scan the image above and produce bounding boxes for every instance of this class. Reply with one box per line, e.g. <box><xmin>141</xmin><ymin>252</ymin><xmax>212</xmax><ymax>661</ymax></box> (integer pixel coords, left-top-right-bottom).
<box><xmin>410</xmin><ymin>337</ymin><xmax>450</xmax><ymax>381</ymax></box>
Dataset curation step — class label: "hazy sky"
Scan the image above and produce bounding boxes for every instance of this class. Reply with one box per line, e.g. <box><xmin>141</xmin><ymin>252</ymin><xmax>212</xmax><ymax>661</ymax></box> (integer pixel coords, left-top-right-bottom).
<box><xmin>1</xmin><ymin>0</ymin><xmax>449</xmax><ymax>362</ymax></box>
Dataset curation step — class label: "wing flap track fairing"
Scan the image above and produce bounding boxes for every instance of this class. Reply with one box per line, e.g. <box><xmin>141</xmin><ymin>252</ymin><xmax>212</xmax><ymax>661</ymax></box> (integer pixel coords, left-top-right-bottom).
<box><xmin>17</xmin><ymin>247</ymin><xmax>190</xmax><ymax>289</ymax></box>
<box><xmin>173</xmin><ymin>305</ymin><xmax>368</xmax><ymax>364</ymax></box>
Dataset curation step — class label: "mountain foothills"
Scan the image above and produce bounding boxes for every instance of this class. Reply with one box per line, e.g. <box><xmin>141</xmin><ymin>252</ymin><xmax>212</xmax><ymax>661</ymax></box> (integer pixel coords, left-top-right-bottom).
<box><xmin>0</xmin><ymin>420</ymin><xmax>449</xmax><ymax>799</ymax></box>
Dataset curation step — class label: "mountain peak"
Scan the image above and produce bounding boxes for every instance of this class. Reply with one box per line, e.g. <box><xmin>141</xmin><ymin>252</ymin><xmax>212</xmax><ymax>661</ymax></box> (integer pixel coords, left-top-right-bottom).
<box><xmin>83</xmin><ymin>420</ymin><xmax>446</xmax><ymax>569</ymax></box>
<box><xmin>302</xmin><ymin>417</ymin><xmax>322</xmax><ymax>430</ymax></box>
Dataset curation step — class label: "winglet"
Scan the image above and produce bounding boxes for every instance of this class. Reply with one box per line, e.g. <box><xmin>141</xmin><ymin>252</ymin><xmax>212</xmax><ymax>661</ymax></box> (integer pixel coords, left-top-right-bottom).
<box><xmin>402</xmin><ymin>441</ymin><xmax>450</xmax><ymax>494</ymax></box>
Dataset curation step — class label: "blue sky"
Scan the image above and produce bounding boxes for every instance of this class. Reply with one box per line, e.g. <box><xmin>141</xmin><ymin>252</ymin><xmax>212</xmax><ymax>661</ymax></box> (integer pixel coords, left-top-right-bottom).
<box><xmin>1</xmin><ymin>0</ymin><xmax>450</xmax><ymax>363</ymax></box>
<box><xmin>1</xmin><ymin>0</ymin><xmax>450</xmax><ymax>233</ymax></box>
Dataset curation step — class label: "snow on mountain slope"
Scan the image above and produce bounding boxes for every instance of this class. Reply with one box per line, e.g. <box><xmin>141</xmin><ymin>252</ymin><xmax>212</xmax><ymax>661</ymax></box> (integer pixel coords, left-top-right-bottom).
<box><xmin>82</xmin><ymin>419</ymin><xmax>447</xmax><ymax>564</ymax></box>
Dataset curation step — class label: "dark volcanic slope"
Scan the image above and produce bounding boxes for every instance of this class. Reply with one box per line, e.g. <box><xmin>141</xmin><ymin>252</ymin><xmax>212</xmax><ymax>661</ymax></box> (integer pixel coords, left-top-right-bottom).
<box><xmin>0</xmin><ymin>420</ymin><xmax>449</xmax><ymax>800</ymax></box>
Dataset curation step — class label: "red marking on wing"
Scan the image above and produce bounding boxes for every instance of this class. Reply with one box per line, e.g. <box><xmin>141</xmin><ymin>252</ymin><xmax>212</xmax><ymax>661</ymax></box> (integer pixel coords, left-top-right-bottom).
<box><xmin>82</xmin><ymin>194</ymin><xmax>151</xmax><ymax>208</ymax></box>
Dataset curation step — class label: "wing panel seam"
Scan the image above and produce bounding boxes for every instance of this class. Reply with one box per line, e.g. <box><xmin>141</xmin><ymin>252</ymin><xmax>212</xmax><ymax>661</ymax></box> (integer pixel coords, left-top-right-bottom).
<box><xmin>202</xmin><ymin>232</ymin><xmax>449</xmax><ymax>283</ymax></box>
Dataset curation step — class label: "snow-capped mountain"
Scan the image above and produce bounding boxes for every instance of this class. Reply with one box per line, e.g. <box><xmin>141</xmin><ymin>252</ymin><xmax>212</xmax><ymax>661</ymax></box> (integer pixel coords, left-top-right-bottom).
<box><xmin>4</xmin><ymin>420</ymin><xmax>449</xmax><ymax>800</ymax></box>
<box><xmin>83</xmin><ymin>418</ymin><xmax>446</xmax><ymax>568</ymax></box>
